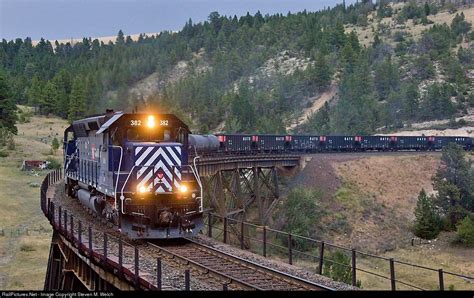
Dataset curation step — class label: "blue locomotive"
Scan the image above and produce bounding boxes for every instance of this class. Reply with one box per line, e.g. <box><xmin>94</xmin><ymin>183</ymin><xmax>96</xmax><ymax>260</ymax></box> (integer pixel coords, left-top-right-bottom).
<box><xmin>63</xmin><ymin>110</ymin><xmax>203</xmax><ymax>239</ymax></box>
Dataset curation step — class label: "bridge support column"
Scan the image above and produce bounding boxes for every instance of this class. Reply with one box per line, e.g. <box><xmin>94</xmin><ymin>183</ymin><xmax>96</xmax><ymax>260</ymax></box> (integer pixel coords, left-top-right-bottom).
<box><xmin>202</xmin><ymin>166</ymin><xmax>280</xmax><ymax>225</ymax></box>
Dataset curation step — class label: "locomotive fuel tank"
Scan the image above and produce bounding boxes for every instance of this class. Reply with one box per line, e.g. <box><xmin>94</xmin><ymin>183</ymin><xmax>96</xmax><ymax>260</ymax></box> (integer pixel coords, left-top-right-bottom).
<box><xmin>188</xmin><ymin>134</ymin><xmax>219</xmax><ymax>152</ymax></box>
<box><xmin>77</xmin><ymin>189</ymin><xmax>105</xmax><ymax>214</ymax></box>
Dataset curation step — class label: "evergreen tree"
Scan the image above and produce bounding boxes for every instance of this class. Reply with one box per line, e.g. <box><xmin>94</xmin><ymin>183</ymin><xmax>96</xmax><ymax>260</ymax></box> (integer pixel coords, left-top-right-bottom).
<box><xmin>68</xmin><ymin>77</ymin><xmax>86</xmax><ymax>123</ymax></box>
<box><xmin>433</xmin><ymin>143</ymin><xmax>474</xmax><ymax>227</ymax></box>
<box><xmin>27</xmin><ymin>75</ymin><xmax>43</xmax><ymax>113</ymax></box>
<box><xmin>0</xmin><ymin>70</ymin><xmax>17</xmax><ymax>135</ymax></box>
<box><xmin>116</xmin><ymin>30</ymin><xmax>125</xmax><ymax>45</ymax></box>
<box><xmin>451</xmin><ymin>13</ymin><xmax>471</xmax><ymax>37</ymax></box>
<box><xmin>41</xmin><ymin>81</ymin><xmax>58</xmax><ymax>115</ymax></box>
<box><xmin>424</xmin><ymin>2</ymin><xmax>430</xmax><ymax>16</ymax></box>
<box><xmin>413</xmin><ymin>189</ymin><xmax>441</xmax><ymax>240</ymax></box>
<box><xmin>309</xmin><ymin>51</ymin><xmax>331</xmax><ymax>91</ymax></box>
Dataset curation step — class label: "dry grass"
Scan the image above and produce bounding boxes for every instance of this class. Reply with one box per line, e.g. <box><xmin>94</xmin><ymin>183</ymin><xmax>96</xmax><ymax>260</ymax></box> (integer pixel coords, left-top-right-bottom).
<box><xmin>357</xmin><ymin>231</ymin><xmax>474</xmax><ymax>290</ymax></box>
<box><xmin>328</xmin><ymin>154</ymin><xmax>441</xmax><ymax>252</ymax></box>
<box><xmin>0</xmin><ymin>110</ymin><xmax>67</xmax><ymax>290</ymax></box>
<box><xmin>345</xmin><ymin>4</ymin><xmax>474</xmax><ymax>47</ymax></box>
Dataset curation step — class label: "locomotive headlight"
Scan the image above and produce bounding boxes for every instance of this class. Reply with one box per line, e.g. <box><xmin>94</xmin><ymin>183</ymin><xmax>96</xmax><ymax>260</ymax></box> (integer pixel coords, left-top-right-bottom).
<box><xmin>180</xmin><ymin>185</ymin><xmax>188</xmax><ymax>193</ymax></box>
<box><xmin>139</xmin><ymin>185</ymin><xmax>148</xmax><ymax>193</ymax></box>
<box><xmin>147</xmin><ymin>115</ymin><xmax>155</xmax><ymax>128</ymax></box>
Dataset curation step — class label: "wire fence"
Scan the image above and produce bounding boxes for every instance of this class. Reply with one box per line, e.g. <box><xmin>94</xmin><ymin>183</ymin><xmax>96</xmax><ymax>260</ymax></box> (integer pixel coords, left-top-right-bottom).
<box><xmin>204</xmin><ymin>213</ymin><xmax>474</xmax><ymax>291</ymax></box>
<box><xmin>40</xmin><ymin>169</ymin><xmax>474</xmax><ymax>291</ymax></box>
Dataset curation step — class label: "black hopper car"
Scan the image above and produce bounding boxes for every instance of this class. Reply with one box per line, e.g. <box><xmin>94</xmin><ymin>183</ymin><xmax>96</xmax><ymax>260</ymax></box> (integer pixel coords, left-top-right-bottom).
<box><xmin>212</xmin><ymin>134</ymin><xmax>472</xmax><ymax>153</ymax></box>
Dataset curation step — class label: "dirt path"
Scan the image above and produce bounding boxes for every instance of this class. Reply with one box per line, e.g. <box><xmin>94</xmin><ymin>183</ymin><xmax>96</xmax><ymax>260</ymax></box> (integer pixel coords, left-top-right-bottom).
<box><xmin>286</xmin><ymin>84</ymin><xmax>337</xmax><ymax>132</ymax></box>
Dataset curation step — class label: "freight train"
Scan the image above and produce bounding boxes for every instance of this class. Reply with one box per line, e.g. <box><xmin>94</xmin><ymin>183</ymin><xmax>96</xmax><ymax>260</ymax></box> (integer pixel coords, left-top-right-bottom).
<box><xmin>191</xmin><ymin>134</ymin><xmax>472</xmax><ymax>154</ymax></box>
<box><xmin>63</xmin><ymin>110</ymin><xmax>472</xmax><ymax>240</ymax></box>
<box><xmin>63</xmin><ymin>111</ymin><xmax>203</xmax><ymax>239</ymax></box>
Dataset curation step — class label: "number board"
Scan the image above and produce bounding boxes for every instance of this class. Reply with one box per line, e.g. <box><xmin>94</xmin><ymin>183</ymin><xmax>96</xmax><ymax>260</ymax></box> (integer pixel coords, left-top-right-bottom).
<box><xmin>128</xmin><ymin>116</ymin><xmax>170</xmax><ymax>127</ymax></box>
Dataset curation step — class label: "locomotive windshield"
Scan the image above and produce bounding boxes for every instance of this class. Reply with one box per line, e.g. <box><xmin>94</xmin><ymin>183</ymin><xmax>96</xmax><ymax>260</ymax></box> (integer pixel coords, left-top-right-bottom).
<box><xmin>126</xmin><ymin>127</ymin><xmax>172</xmax><ymax>142</ymax></box>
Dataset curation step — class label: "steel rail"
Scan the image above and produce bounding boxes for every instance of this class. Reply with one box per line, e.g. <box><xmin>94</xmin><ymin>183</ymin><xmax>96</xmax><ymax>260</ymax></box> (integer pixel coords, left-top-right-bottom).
<box><xmin>147</xmin><ymin>238</ymin><xmax>334</xmax><ymax>291</ymax></box>
<box><xmin>144</xmin><ymin>241</ymin><xmax>265</xmax><ymax>290</ymax></box>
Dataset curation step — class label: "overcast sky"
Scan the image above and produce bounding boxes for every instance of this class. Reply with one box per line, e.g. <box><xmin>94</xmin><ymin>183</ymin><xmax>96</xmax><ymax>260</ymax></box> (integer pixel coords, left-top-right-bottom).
<box><xmin>0</xmin><ymin>0</ymin><xmax>358</xmax><ymax>41</ymax></box>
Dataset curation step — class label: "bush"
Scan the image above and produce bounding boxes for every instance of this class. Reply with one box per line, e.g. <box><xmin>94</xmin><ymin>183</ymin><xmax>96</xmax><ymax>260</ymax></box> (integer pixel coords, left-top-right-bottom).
<box><xmin>46</xmin><ymin>157</ymin><xmax>62</xmax><ymax>169</ymax></box>
<box><xmin>275</xmin><ymin>188</ymin><xmax>324</xmax><ymax>251</ymax></box>
<box><xmin>51</xmin><ymin>137</ymin><xmax>60</xmax><ymax>153</ymax></box>
<box><xmin>0</xmin><ymin>150</ymin><xmax>8</xmax><ymax>157</ymax></box>
<box><xmin>323</xmin><ymin>251</ymin><xmax>362</xmax><ymax>287</ymax></box>
<box><xmin>456</xmin><ymin>216</ymin><xmax>474</xmax><ymax>246</ymax></box>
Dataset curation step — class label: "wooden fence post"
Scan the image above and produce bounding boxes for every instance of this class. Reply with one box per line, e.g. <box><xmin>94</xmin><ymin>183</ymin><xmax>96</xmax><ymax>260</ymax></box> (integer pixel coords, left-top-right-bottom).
<box><xmin>134</xmin><ymin>247</ymin><xmax>139</xmax><ymax>287</ymax></box>
<box><xmin>390</xmin><ymin>258</ymin><xmax>396</xmax><ymax>291</ymax></box>
<box><xmin>352</xmin><ymin>249</ymin><xmax>357</xmax><ymax>287</ymax></box>
<box><xmin>185</xmin><ymin>269</ymin><xmax>190</xmax><ymax>291</ymax></box>
<box><xmin>208</xmin><ymin>214</ymin><xmax>212</xmax><ymax>238</ymax></box>
<box><xmin>223</xmin><ymin>217</ymin><xmax>228</xmax><ymax>244</ymax></box>
<box><xmin>288</xmin><ymin>233</ymin><xmax>293</xmax><ymax>265</ymax></box>
<box><xmin>263</xmin><ymin>226</ymin><xmax>267</xmax><ymax>257</ymax></box>
<box><xmin>240</xmin><ymin>221</ymin><xmax>245</xmax><ymax>249</ymax></box>
<box><xmin>318</xmin><ymin>241</ymin><xmax>325</xmax><ymax>275</ymax></box>
<box><xmin>103</xmin><ymin>233</ymin><xmax>108</xmax><ymax>261</ymax></box>
<box><xmin>157</xmin><ymin>258</ymin><xmax>162</xmax><ymax>291</ymax></box>
<box><xmin>438</xmin><ymin>269</ymin><xmax>444</xmax><ymax>291</ymax></box>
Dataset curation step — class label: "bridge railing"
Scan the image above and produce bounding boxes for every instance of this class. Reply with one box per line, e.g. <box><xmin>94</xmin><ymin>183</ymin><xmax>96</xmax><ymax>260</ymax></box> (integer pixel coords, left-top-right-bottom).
<box><xmin>204</xmin><ymin>212</ymin><xmax>474</xmax><ymax>291</ymax></box>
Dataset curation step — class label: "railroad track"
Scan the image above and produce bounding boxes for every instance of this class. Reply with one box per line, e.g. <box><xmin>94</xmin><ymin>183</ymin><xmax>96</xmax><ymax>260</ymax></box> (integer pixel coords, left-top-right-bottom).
<box><xmin>145</xmin><ymin>238</ymin><xmax>334</xmax><ymax>291</ymax></box>
<box><xmin>47</xmin><ymin>177</ymin><xmax>336</xmax><ymax>291</ymax></box>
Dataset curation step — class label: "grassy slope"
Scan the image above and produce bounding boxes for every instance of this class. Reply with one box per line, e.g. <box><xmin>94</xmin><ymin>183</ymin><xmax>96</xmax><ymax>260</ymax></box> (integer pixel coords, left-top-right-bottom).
<box><xmin>311</xmin><ymin>153</ymin><xmax>474</xmax><ymax>290</ymax></box>
<box><xmin>0</xmin><ymin>109</ymin><xmax>67</xmax><ymax>290</ymax></box>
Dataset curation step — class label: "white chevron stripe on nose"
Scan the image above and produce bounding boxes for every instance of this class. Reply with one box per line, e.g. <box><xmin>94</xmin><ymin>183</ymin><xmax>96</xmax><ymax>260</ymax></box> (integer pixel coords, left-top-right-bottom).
<box><xmin>134</xmin><ymin>145</ymin><xmax>182</xmax><ymax>194</ymax></box>
<box><xmin>137</xmin><ymin>168</ymin><xmax>153</xmax><ymax>190</ymax></box>
<box><xmin>137</xmin><ymin>149</ymin><xmax>161</xmax><ymax>179</ymax></box>
<box><xmin>166</xmin><ymin>147</ymin><xmax>181</xmax><ymax>167</ymax></box>
<box><xmin>135</xmin><ymin>146</ymin><xmax>143</xmax><ymax>155</ymax></box>
<box><xmin>135</xmin><ymin>147</ymin><xmax>154</xmax><ymax>166</ymax></box>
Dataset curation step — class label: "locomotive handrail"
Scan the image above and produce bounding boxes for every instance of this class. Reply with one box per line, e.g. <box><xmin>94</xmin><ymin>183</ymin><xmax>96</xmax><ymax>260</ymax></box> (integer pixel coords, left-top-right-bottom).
<box><xmin>191</xmin><ymin>155</ymin><xmax>203</xmax><ymax>212</ymax></box>
<box><xmin>110</xmin><ymin>145</ymin><xmax>124</xmax><ymax>212</ymax></box>
<box><xmin>120</xmin><ymin>164</ymin><xmax>138</xmax><ymax>214</ymax></box>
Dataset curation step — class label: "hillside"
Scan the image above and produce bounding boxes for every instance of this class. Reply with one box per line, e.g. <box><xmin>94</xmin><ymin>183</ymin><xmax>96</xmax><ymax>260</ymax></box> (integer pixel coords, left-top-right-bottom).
<box><xmin>283</xmin><ymin>153</ymin><xmax>442</xmax><ymax>252</ymax></box>
<box><xmin>1</xmin><ymin>1</ymin><xmax>473</xmax><ymax>135</ymax></box>
<box><xmin>280</xmin><ymin>151</ymin><xmax>474</xmax><ymax>289</ymax></box>
<box><xmin>0</xmin><ymin>107</ymin><xmax>67</xmax><ymax>290</ymax></box>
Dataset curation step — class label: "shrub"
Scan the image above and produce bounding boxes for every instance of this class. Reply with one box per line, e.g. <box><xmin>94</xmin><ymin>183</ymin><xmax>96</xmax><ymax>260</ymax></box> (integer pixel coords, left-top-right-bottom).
<box><xmin>276</xmin><ymin>188</ymin><xmax>324</xmax><ymax>251</ymax></box>
<box><xmin>456</xmin><ymin>216</ymin><xmax>474</xmax><ymax>246</ymax></box>
<box><xmin>0</xmin><ymin>150</ymin><xmax>8</xmax><ymax>157</ymax></box>
<box><xmin>20</xmin><ymin>244</ymin><xmax>36</xmax><ymax>252</ymax></box>
<box><xmin>323</xmin><ymin>250</ymin><xmax>362</xmax><ymax>287</ymax></box>
<box><xmin>51</xmin><ymin>137</ymin><xmax>60</xmax><ymax>154</ymax></box>
<box><xmin>46</xmin><ymin>157</ymin><xmax>62</xmax><ymax>170</ymax></box>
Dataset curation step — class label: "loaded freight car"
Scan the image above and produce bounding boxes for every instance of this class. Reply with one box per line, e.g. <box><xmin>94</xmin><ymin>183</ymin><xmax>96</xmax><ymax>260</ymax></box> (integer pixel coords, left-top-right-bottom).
<box><xmin>359</xmin><ymin>136</ymin><xmax>398</xmax><ymax>151</ymax></box>
<box><xmin>324</xmin><ymin>136</ymin><xmax>356</xmax><ymax>151</ymax></box>
<box><xmin>255</xmin><ymin>135</ymin><xmax>289</xmax><ymax>152</ymax></box>
<box><xmin>216</xmin><ymin>134</ymin><xmax>255</xmax><ymax>152</ymax></box>
<box><xmin>289</xmin><ymin>135</ymin><xmax>321</xmax><ymax>152</ymax></box>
